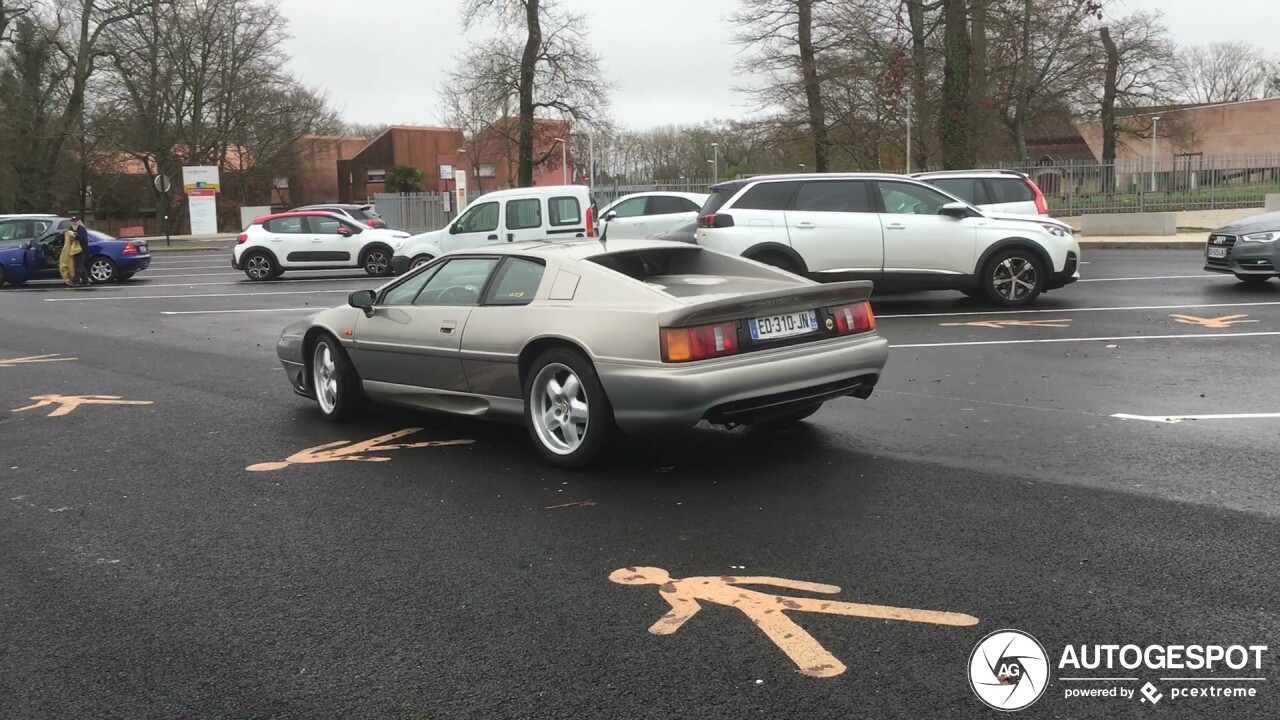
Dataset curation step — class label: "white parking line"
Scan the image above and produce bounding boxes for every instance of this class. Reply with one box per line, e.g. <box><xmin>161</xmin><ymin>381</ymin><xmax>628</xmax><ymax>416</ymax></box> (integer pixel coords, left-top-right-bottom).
<box><xmin>145</xmin><ymin>265</ymin><xmax>232</xmax><ymax>271</ymax></box>
<box><xmin>1078</xmin><ymin>274</ymin><xmax>1211</xmax><ymax>283</ymax></box>
<box><xmin>49</xmin><ymin>276</ymin><xmax>376</xmax><ymax>290</ymax></box>
<box><xmin>1112</xmin><ymin>412</ymin><xmax>1280</xmax><ymax>424</ymax></box>
<box><xmin>45</xmin><ymin>289</ymin><xmax>350</xmax><ymax>302</ymax></box>
<box><xmin>878</xmin><ymin>300</ymin><xmax>1280</xmax><ymax>319</ymax></box>
<box><xmin>160</xmin><ymin>307</ymin><xmax>317</xmax><ymax>315</ymax></box>
<box><xmin>891</xmin><ymin>330</ymin><xmax>1280</xmax><ymax>349</ymax></box>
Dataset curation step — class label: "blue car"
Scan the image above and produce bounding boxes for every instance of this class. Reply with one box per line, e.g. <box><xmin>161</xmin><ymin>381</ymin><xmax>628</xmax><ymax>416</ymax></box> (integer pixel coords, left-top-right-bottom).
<box><xmin>0</xmin><ymin>216</ymin><xmax>151</xmax><ymax>286</ymax></box>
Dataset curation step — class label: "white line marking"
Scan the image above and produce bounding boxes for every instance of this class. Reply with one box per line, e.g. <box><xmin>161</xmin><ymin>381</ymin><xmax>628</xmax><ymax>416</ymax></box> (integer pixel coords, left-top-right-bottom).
<box><xmin>160</xmin><ymin>307</ymin><xmax>317</xmax><ymax>315</ymax></box>
<box><xmin>45</xmin><ymin>289</ymin><xmax>349</xmax><ymax>302</ymax></box>
<box><xmin>1078</xmin><ymin>274</ymin><xmax>1210</xmax><ymax>282</ymax></box>
<box><xmin>145</xmin><ymin>265</ymin><xmax>232</xmax><ymax>271</ymax></box>
<box><xmin>1159</xmin><ymin>678</ymin><xmax>1267</xmax><ymax>682</ymax></box>
<box><xmin>1059</xmin><ymin>678</ymin><xmax>1138</xmax><ymax>682</ymax></box>
<box><xmin>1111</xmin><ymin>412</ymin><xmax>1280</xmax><ymax>424</ymax></box>
<box><xmin>878</xmin><ymin>300</ymin><xmax>1280</xmax><ymax>319</ymax></box>
<box><xmin>891</xmin><ymin>330</ymin><xmax>1280</xmax><ymax>349</ymax></box>
<box><xmin>46</xmin><ymin>277</ymin><xmax>377</xmax><ymax>291</ymax></box>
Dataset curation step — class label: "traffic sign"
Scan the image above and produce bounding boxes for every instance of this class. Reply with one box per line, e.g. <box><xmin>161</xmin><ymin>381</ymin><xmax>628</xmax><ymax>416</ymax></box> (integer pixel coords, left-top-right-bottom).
<box><xmin>153</xmin><ymin>174</ymin><xmax>171</xmax><ymax>193</ymax></box>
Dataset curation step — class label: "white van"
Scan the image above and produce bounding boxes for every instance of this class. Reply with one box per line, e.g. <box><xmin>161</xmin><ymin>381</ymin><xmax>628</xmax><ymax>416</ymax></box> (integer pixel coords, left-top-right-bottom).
<box><xmin>390</xmin><ymin>185</ymin><xmax>594</xmax><ymax>274</ymax></box>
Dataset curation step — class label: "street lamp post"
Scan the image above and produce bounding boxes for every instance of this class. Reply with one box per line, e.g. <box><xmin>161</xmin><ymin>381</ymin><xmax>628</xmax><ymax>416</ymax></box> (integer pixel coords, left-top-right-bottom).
<box><xmin>554</xmin><ymin>138</ymin><xmax>567</xmax><ymax>185</ymax></box>
<box><xmin>710</xmin><ymin>142</ymin><xmax>719</xmax><ymax>185</ymax></box>
<box><xmin>1150</xmin><ymin>116</ymin><xmax>1160</xmax><ymax>192</ymax></box>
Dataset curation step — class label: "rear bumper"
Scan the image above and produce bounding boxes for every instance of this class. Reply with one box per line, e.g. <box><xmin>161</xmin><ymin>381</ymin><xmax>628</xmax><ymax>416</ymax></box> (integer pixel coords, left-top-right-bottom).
<box><xmin>596</xmin><ymin>332</ymin><xmax>889</xmax><ymax>434</ymax></box>
<box><xmin>118</xmin><ymin>256</ymin><xmax>151</xmax><ymax>273</ymax></box>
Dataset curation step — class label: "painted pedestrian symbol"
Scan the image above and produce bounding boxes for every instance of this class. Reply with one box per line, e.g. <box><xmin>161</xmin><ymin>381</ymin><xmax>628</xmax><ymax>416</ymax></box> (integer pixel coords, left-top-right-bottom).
<box><xmin>0</xmin><ymin>353</ymin><xmax>76</xmax><ymax>368</ymax></box>
<box><xmin>247</xmin><ymin>428</ymin><xmax>474</xmax><ymax>471</ymax></box>
<box><xmin>1169</xmin><ymin>313</ymin><xmax>1256</xmax><ymax>329</ymax></box>
<box><xmin>13</xmin><ymin>394</ymin><xmax>153</xmax><ymax>417</ymax></box>
<box><xmin>941</xmin><ymin>319</ymin><xmax>1072</xmax><ymax>329</ymax></box>
<box><xmin>610</xmin><ymin>566</ymin><xmax>979</xmax><ymax>678</ymax></box>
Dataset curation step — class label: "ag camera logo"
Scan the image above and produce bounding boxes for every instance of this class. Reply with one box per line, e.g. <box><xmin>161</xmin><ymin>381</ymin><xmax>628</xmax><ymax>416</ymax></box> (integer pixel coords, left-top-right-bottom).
<box><xmin>969</xmin><ymin>629</ymin><xmax>1051</xmax><ymax>711</ymax></box>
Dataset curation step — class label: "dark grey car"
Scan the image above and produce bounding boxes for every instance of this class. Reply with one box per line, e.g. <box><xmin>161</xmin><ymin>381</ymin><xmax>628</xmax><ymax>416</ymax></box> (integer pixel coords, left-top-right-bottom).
<box><xmin>1203</xmin><ymin>210</ymin><xmax>1280</xmax><ymax>284</ymax></box>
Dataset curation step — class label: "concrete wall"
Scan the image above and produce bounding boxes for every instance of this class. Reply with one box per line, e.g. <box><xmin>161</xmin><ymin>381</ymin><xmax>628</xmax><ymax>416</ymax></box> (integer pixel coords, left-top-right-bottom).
<box><xmin>1081</xmin><ymin>212</ymin><xmax>1178</xmax><ymax>236</ymax></box>
<box><xmin>1266</xmin><ymin>194</ymin><xmax>1280</xmax><ymax>212</ymax></box>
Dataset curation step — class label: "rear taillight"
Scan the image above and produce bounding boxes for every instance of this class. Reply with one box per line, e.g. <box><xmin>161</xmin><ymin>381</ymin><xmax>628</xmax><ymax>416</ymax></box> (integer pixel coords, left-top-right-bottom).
<box><xmin>697</xmin><ymin>213</ymin><xmax>734</xmax><ymax>229</ymax></box>
<box><xmin>237</xmin><ymin>233</ymin><xmax>248</xmax><ymax>244</ymax></box>
<box><xmin>122</xmin><ymin>242</ymin><xmax>138</xmax><ymax>255</ymax></box>
<box><xmin>1026</xmin><ymin>178</ymin><xmax>1049</xmax><ymax>215</ymax></box>
<box><xmin>660</xmin><ymin>322</ymin><xmax>740</xmax><ymax>362</ymax></box>
<box><xmin>368</xmin><ymin>219</ymin><xmax>385</xmax><ymax>228</ymax></box>
<box><xmin>829</xmin><ymin>302</ymin><xmax>875</xmax><ymax>334</ymax></box>
<box><xmin>586</xmin><ymin>205</ymin><xmax>595</xmax><ymax>237</ymax></box>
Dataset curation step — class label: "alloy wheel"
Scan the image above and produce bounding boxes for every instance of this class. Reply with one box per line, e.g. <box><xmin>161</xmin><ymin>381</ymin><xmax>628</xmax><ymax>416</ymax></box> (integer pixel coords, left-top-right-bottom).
<box><xmin>365</xmin><ymin>251</ymin><xmax>389</xmax><ymax>275</ymax></box>
<box><xmin>89</xmin><ymin>258</ymin><xmax>114</xmax><ymax>283</ymax></box>
<box><xmin>313</xmin><ymin>342</ymin><xmax>339</xmax><ymax>415</ymax></box>
<box><xmin>530</xmin><ymin>362</ymin><xmax>590</xmax><ymax>455</ymax></box>
<box><xmin>992</xmin><ymin>257</ymin><xmax>1037</xmax><ymax>302</ymax></box>
<box><xmin>246</xmin><ymin>255</ymin><xmax>272</xmax><ymax>280</ymax></box>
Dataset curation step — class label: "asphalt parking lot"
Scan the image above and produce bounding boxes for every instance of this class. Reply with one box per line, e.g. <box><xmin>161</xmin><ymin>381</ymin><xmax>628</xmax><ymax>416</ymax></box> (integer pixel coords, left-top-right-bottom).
<box><xmin>2</xmin><ymin>248</ymin><xmax>1278</xmax><ymax>719</ymax></box>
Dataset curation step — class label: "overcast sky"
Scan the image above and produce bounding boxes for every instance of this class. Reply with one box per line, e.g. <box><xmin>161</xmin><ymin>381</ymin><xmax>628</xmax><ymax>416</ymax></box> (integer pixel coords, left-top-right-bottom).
<box><xmin>276</xmin><ymin>0</ymin><xmax>1278</xmax><ymax>131</ymax></box>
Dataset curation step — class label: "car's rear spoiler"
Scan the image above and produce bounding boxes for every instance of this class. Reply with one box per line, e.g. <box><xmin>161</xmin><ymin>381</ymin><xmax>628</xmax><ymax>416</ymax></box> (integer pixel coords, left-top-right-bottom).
<box><xmin>669</xmin><ymin>280</ymin><xmax>875</xmax><ymax>327</ymax></box>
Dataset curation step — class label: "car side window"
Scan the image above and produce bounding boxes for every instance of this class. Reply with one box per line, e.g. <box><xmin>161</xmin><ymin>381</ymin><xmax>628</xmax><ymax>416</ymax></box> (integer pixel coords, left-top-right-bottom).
<box><xmin>506</xmin><ymin>198</ymin><xmax>542</xmax><ymax>230</ymax></box>
<box><xmin>265</xmin><ymin>217</ymin><xmax>305</xmax><ymax>233</ymax></box>
<box><xmin>548</xmin><ymin>196</ymin><xmax>582</xmax><ymax>226</ymax></box>
<box><xmin>989</xmin><ymin>178</ymin><xmax>1035</xmax><ymax>204</ymax></box>
<box><xmin>414</xmin><ymin>257</ymin><xmax>500</xmax><ymax>307</ymax></box>
<box><xmin>734</xmin><ymin>181</ymin><xmax>798</xmax><ymax>211</ymax></box>
<box><xmin>0</xmin><ymin>221</ymin><xmax>30</xmax><ymax>248</ymax></box>
<box><xmin>877</xmin><ymin>182</ymin><xmax>950</xmax><ymax>215</ymax></box>
<box><xmin>932</xmin><ymin>178</ymin><xmax>989</xmax><ymax>205</ymax></box>
<box><xmin>455</xmin><ymin>202</ymin><xmax>499</xmax><ymax>233</ymax></box>
<box><xmin>646</xmin><ymin>195</ymin><xmax>691</xmax><ymax>216</ymax></box>
<box><xmin>381</xmin><ymin>264</ymin><xmax>441</xmax><ymax>306</ymax></box>
<box><xmin>307</xmin><ymin>215</ymin><xmax>345</xmax><ymax>235</ymax></box>
<box><xmin>609</xmin><ymin>197</ymin><xmax>647</xmax><ymax>218</ymax></box>
<box><xmin>790</xmin><ymin>181</ymin><xmax>873</xmax><ymax>213</ymax></box>
<box><xmin>484</xmin><ymin>258</ymin><xmax>546</xmax><ymax>306</ymax></box>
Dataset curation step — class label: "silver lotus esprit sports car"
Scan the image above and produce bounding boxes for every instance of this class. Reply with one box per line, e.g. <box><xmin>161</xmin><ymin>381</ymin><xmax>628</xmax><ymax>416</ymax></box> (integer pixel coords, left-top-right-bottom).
<box><xmin>276</xmin><ymin>238</ymin><xmax>888</xmax><ymax>468</ymax></box>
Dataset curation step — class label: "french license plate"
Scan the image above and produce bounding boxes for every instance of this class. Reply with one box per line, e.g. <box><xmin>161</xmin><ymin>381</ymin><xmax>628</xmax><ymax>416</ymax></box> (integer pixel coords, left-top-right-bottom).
<box><xmin>1207</xmin><ymin>246</ymin><xmax>1227</xmax><ymax>258</ymax></box>
<box><xmin>750</xmin><ymin>310</ymin><xmax>818</xmax><ymax>340</ymax></box>
<box><xmin>137</xmin><ymin>243</ymin><xmax>148</xmax><ymax>254</ymax></box>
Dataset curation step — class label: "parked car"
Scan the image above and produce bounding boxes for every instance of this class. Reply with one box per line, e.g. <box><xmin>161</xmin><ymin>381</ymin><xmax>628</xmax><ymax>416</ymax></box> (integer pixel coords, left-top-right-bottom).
<box><xmin>649</xmin><ymin>218</ymin><xmax>698</xmax><ymax>244</ymax></box>
<box><xmin>275</xmin><ymin>238</ymin><xmax>888</xmax><ymax>468</ymax></box>
<box><xmin>598</xmin><ymin>191</ymin><xmax>708</xmax><ymax>239</ymax></box>
<box><xmin>0</xmin><ymin>217</ymin><xmax>151</xmax><ymax>286</ymax></box>
<box><xmin>912</xmin><ymin>169</ymin><xmax>1050</xmax><ymax>217</ymax></box>
<box><xmin>290</xmin><ymin>203</ymin><xmax>388</xmax><ymax>228</ymax></box>
<box><xmin>694</xmin><ymin>173</ymin><xmax>1079</xmax><ymax>307</ymax></box>
<box><xmin>1203</xmin><ymin>210</ymin><xmax>1280</xmax><ymax>285</ymax></box>
<box><xmin>391</xmin><ymin>185</ymin><xmax>594</xmax><ymax>274</ymax></box>
<box><xmin>233</xmin><ymin>211</ymin><xmax>410</xmax><ymax>281</ymax></box>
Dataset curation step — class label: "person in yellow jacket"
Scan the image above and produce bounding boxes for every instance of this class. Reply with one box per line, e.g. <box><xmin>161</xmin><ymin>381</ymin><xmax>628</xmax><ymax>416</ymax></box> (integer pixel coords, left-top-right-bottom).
<box><xmin>58</xmin><ymin>227</ymin><xmax>81</xmax><ymax>286</ymax></box>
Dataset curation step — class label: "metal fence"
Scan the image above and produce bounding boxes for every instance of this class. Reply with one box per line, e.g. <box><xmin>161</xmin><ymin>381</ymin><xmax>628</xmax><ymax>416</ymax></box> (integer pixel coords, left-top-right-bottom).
<box><xmin>990</xmin><ymin>153</ymin><xmax>1280</xmax><ymax>216</ymax></box>
<box><xmin>370</xmin><ymin>193</ymin><xmax>451</xmax><ymax>234</ymax></box>
<box><xmin>589</xmin><ymin>179</ymin><xmax>714</xmax><ymax>207</ymax></box>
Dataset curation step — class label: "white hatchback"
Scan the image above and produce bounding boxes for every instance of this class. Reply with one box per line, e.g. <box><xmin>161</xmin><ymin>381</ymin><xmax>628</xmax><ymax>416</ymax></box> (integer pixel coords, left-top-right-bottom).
<box><xmin>233</xmin><ymin>211</ymin><xmax>410</xmax><ymax>281</ymax></box>
<box><xmin>598</xmin><ymin>191</ymin><xmax>708</xmax><ymax>240</ymax></box>
<box><xmin>694</xmin><ymin>173</ymin><xmax>1079</xmax><ymax>307</ymax></box>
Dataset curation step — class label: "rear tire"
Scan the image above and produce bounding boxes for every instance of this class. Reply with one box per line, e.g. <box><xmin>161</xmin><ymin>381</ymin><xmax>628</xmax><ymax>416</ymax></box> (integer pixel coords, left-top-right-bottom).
<box><xmin>524</xmin><ymin>347</ymin><xmax>615</xmax><ymax>469</ymax></box>
<box><xmin>982</xmin><ymin>248</ymin><xmax>1045</xmax><ymax>307</ymax></box>
<box><xmin>87</xmin><ymin>256</ymin><xmax>118</xmax><ymax>284</ymax></box>
<box><xmin>753</xmin><ymin>252</ymin><xmax>800</xmax><ymax>274</ymax></box>
<box><xmin>310</xmin><ymin>334</ymin><xmax>363</xmax><ymax>422</ymax></box>
<box><xmin>411</xmin><ymin>254</ymin><xmax>434</xmax><ymax>270</ymax></box>
<box><xmin>243</xmin><ymin>251</ymin><xmax>276</xmax><ymax>281</ymax></box>
<box><xmin>1235</xmin><ymin>274</ymin><xmax>1273</xmax><ymax>286</ymax></box>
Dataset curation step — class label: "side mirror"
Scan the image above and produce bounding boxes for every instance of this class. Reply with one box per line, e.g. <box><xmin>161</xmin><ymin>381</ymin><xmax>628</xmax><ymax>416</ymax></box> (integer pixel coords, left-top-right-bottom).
<box><xmin>449</xmin><ymin>222</ymin><xmax>461</xmax><ymax>235</ymax></box>
<box><xmin>939</xmin><ymin>202</ymin><xmax>974</xmax><ymax>219</ymax></box>
<box><xmin>604</xmin><ymin>211</ymin><xmax>618</xmax><ymax>221</ymax></box>
<box><xmin>348</xmin><ymin>289</ymin><xmax>376</xmax><ymax>316</ymax></box>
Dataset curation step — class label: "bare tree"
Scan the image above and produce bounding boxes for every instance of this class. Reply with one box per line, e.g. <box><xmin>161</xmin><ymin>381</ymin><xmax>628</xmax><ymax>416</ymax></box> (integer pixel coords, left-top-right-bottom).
<box><xmin>0</xmin><ymin>0</ymin><xmax>33</xmax><ymax>44</ymax></box>
<box><xmin>938</xmin><ymin>0</ymin><xmax>971</xmax><ymax>168</ymax></box>
<box><xmin>457</xmin><ymin>0</ymin><xmax>608</xmax><ymax>187</ymax></box>
<box><xmin>1174</xmin><ymin>41</ymin><xmax>1275</xmax><ymax>105</ymax></box>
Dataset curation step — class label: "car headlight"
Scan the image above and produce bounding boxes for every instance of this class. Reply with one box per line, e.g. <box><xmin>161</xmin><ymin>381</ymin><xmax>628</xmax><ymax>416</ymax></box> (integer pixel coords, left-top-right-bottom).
<box><xmin>1039</xmin><ymin>223</ymin><xmax>1069</xmax><ymax>237</ymax></box>
<box><xmin>1242</xmin><ymin>231</ymin><xmax>1280</xmax><ymax>243</ymax></box>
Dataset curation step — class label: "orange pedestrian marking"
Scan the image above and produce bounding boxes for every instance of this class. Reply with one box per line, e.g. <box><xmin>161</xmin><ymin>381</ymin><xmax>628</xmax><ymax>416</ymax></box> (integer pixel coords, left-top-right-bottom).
<box><xmin>13</xmin><ymin>394</ymin><xmax>153</xmax><ymax>417</ymax></box>
<box><xmin>941</xmin><ymin>319</ymin><xmax>1072</xmax><ymax>329</ymax></box>
<box><xmin>0</xmin><ymin>354</ymin><xmax>76</xmax><ymax>368</ymax></box>
<box><xmin>246</xmin><ymin>428</ymin><xmax>474</xmax><ymax>471</ymax></box>
<box><xmin>610</xmin><ymin>566</ymin><xmax>979</xmax><ymax>678</ymax></box>
<box><xmin>1170</xmin><ymin>313</ymin><xmax>1257</xmax><ymax>329</ymax></box>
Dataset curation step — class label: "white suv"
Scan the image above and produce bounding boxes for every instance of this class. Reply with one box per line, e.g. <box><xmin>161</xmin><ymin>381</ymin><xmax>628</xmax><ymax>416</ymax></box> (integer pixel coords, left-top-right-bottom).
<box><xmin>233</xmin><ymin>211</ymin><xmax>410</xmax><ymax>281</ymax></box>
<box><xmin>694</xmin><ymin>173</ymin><xmax>1079</xmax><ymax>306</ymax></box>
<box><xmin>913</xmin><ymin>169</ymin><xmax>1049</xmax><ymax>217</ymax></box>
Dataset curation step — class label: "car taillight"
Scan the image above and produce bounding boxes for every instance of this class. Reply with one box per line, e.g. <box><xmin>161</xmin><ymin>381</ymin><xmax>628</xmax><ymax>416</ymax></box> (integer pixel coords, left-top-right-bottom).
<box><xmin>1026</xmin><ymin>178</ymin><xmax>1049</xmax><ymax>215</ymax></box>
<box><xmin>368</xmin><ymin>219</ymin><xmax>385</xmax><ymax>227</ymax></box>
<box><xmin>237</xmin><ymin>233</ymin><xmax>248</xmax><ymax>244</ymax></box>
<box><xmin>829</xmin><ymin>302</ymin><xmax>875</xmax><ymax>334</ymax></box>
<box><xmin>122</xmin><ymin>242</ymin><xmax>138</xmax><ymax>255</ymax></box>
<box><xmin>697</xmin><ymin>213</ymin><xmax>734</xmax><ymax>229</ymax></box>
<box><xmin>660</xmin><ymin>322</ymin><xmax>739</xmax><ymax>362</ymax></box>
<box><xmin>586</xmin><ymin>205</ymin><xmax>595</xmax><ymax>237</ymax></box>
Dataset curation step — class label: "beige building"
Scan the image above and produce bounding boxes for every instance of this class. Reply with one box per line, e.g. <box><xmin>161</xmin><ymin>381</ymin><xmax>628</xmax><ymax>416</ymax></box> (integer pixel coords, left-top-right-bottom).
<box><xmin>1076</xmin><ymin>96</ymin><xmax>1280</xmax><ymax>166</ymax></box>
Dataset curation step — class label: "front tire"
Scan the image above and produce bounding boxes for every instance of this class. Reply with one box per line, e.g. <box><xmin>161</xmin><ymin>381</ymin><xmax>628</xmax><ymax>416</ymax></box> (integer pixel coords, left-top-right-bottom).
<box><xmin>243</xmin><ymin>251</ymin><xmax>276</xmax><ymax>281</ymax></box>
<box><xmin>88</xmin><ymin>256</ymin><xmax>118</xmax><ymax>284</ymax></box>
<box><xmin>310</xmin><ymin>334</ymin><xmax>362</xmax><ymax>422</ymax></box>
<box><xmin>524</xmin><ymin>348</ymin><xmax>615</xmax><ymax>469</ymax></box>
<box><xmin>411</xmin><ymin>253</ymin><xmax>434</xmax><ymax>270</ymax></box>
<box><xmin>1235</xmin><ymin>274</ymin><xmax>1273</xmax><ymax>286</ymax></box>
<box><xmin>982</xmin><ymin>249</ymin><xmax>1045</xmax><ymax>307</ymax></box>
<box><xmin>362</xmin><ymin>245</ymin><xmax>393</xmax><ymax>276</ymax></box>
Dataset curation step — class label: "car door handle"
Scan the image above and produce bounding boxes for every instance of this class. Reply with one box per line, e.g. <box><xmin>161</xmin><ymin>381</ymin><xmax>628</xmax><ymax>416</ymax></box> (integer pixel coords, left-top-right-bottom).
<box><xmin>487</xmin><ymin>234</ymin><xmax>498</xmax><ymax>241</ymax></box>
<box><xmin>885</xmin><ymin>223</ymin><xmax>907</xmax><ymax>230</ymax></box>
<box><xmin>507</xmin><ymin>233</ymin><xmax>515</xmax><ymax>242</ymax></box>
<box><xmin>439</xmin><ymin>321</ymin><xmax>457</xmax><ymax>335</ymax></box>
<box><xmin>794</xmin><ymin>222</ymin><xmax>817</xmax><ymax>229</ymax></box>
